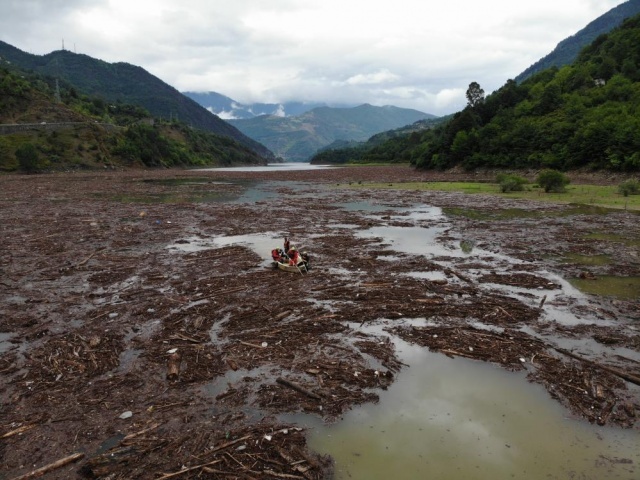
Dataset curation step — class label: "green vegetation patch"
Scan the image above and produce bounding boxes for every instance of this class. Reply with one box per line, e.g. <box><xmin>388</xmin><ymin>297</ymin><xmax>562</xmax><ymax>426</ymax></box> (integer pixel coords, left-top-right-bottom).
<box><xmin>585</xmin><ymin>232</ymin><xmax>640</xmax><ymax>247</ymax></box>
<box><xmin>442</xmin><ymin>207</ymin><xmax>543</xmax><ymax>221</ymax></box>
<box><xmin>561</xmin><ymin>253</ymin><xmax>613</xmax><ymax>266</ymax></box>
<box><xmin>569</xmin><ymin>276</ymin><xmax>640</xmax><ymax>300</ymax></box>
<box><xmin>350</xmin><ymin>181</ymin><xmax>640</xmax><ymax>211</ymax></box>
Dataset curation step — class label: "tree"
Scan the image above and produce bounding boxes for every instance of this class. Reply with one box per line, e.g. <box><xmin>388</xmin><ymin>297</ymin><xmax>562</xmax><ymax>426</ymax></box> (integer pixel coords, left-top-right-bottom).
<box><xmin>16</xmin><ymin>143</ymin><xmax>42</xmax><ymax>173</ymax></box>
<box><xmin>466</xmin><ymin>82</ymin><xmax>485</xmax><ymax>108</ymax></box>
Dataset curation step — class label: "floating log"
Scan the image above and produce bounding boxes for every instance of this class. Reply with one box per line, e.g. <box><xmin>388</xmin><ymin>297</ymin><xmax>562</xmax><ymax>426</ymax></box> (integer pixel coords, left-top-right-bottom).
<box><xmin>554</xmin><ymin>347</ymin><xmax>640</xmax><ymax>387</ymax></box>
<box><xmin>276</xmin><ymin>377</ymin><xmax>322</xmax><ymax>401</ymax></box>
<box><xmin>538</xmin><ymin>295</ymin><xmax>547</xmax><ymax>309</ymax></box>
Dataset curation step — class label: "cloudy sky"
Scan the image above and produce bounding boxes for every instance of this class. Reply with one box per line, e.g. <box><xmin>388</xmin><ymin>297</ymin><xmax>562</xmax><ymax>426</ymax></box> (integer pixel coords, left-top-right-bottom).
<box><xmin>0</xmin><ymin>0</ymin><xmax>626</xmax><ymax>115</ymax></box>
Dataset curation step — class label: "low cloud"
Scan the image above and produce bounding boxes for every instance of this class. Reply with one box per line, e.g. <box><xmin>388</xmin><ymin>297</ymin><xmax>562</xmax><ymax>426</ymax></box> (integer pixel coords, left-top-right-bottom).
<box><xmin>0</xmin><ymin>0</ymin><xmax>627</xmax><ymax>116</ymax></box>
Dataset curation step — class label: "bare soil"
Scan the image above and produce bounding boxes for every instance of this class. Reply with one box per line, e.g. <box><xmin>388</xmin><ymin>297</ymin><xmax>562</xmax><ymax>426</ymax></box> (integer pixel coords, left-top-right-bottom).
<box><xmin>1</xmin><ymin>165</ymin><xmax>639</xmax><ymax>479</ymax></box>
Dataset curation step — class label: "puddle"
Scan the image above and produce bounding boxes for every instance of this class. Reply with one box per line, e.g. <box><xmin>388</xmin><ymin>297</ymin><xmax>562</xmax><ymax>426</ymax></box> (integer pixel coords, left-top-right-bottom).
<box><xmin>166</xmin><ymin>231</ymin><xmax>283</xmax><ymax>261</ymax></box>
<box><xmin>141</xmin><ymin>177</ymin><xmax>216</xmax><ymax>186</ymax></box>
<box><xmin>569</xmin><ymin>276</ymin><xmax>640</xmax><ymax>300</ymax></box>
<box><xmin>356</xmin><ymin>226</ymin><xmax>455</xmax><ymax>258</ymax></box>
<box><xmin>307</xmin><ymin>333</ymin><xmax>639</xmax><ymax>480</ymax></box>
<box><xmin>329</xmin><ymin>223</ymin><xmax>360</xmax><ymax>229</ymax></box>
<box><xmin>95</xmin><ymin>433</ymin><xmax>125</xmax><ymax>455</ymax></box>
<box><xmin>117</xmin><ymin>348</ymin><xmax>142</xmax><ymax>373</ymax></box>
<box><xmin>335</xmin><ymin>202</ymin><xmax>414</xmax><ymax>214</ymax></box>
<box><xmin>404</xmin><ymin>271</ymin><xmax>449</xmax><ymax>282</ymax></box>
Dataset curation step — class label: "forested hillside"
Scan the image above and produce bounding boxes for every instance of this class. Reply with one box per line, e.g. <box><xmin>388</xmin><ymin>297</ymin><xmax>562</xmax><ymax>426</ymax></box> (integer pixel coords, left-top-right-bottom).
<box><xmin>0</xmin><ymin>64</ymin><xmax>268</xmax><ymax>172</ymax></box>
<box><xmin>313</xmin><ymin>15</ymin><xmax>640</xmax><ymax>172</ymax></box>
<box><xmin>0</xmin><ymin>41</ymin><xmax>273</xmax><ymax>159</ymax></box>
<box><xmin>516</xmin><ymin>0</ymin><xmax>640</xmax><ymax>82</ymax></box>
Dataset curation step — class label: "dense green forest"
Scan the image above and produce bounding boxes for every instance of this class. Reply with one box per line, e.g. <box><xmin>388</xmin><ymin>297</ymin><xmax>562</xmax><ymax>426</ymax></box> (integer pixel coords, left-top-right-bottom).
<box><xmin>312</xmin><ymin>14</ymin><xmax>640</xmax><ymax>172</ymax></box>
<box><xmin>0</xmin><ymin>65</ymin><xmax>267</xmax><ymax>172</ymax></box>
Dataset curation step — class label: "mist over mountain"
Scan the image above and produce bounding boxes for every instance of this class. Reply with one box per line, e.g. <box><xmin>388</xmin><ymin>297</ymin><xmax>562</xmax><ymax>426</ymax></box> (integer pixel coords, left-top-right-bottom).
<box><xmin>228</xmin><ymin>104</ymin><xmax>435</xmax><ymax>162</ymax></box>
<box><xmin>183</xmin><ymin>91</ymin><xmax>351</xmax><ymax>120</ymax></box>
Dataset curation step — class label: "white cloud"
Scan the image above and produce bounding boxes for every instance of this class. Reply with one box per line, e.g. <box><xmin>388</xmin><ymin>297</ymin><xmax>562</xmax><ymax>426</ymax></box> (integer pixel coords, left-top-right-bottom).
<box><xmin>0</xmin><ymin>0</ymin><xmax>629</xmax><ymax>115</ymax></box>
<box><xmin>345</xmin><ymin>70</ymin><xmax>400</xmax><ymax>86</ymax></box>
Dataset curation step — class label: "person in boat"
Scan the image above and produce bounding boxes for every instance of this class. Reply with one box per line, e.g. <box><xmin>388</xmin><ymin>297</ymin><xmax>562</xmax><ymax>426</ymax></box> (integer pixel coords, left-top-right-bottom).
<box><xmin>300</xmin><ymin>251</ymin><xmax>311</xmax><ymax>269</ymax></box>
<box><xmin>284</xmin><ymin>237</ymin><xmax>290</xmax><ymax>254</ymax></box>
<box><xmin>287</xmin><ymin>246</ymin><xmax>301</xmax><ymax>266</ymax></box>
<box><xmin>271</xmin><ymin>247</ymin><xmax>286</xmax><ymax>263</ymax></box>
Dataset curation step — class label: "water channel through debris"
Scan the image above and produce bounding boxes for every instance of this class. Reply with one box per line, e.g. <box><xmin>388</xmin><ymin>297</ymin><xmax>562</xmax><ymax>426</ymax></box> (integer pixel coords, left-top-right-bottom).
<box><xmin>169</xmin><ymin>183</ymin><xmax>639</xmax><ymax>479</ymax></box>
<box><xmin>3</xmin><ymin>167</ymin><xmax>638</xmax><ymax>479</ymax></box>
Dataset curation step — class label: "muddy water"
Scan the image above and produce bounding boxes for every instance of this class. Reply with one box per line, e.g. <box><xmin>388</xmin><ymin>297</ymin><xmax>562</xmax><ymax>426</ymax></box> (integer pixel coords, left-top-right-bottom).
<box><xmin>306</xmin><ymin>202</ymin><xmax>639</xmax><ymax>479</ymax></box>
<box><xmin>307</xmin><ymin>334</ymin><xmax>639</xmax><ymax>479</ymax></box>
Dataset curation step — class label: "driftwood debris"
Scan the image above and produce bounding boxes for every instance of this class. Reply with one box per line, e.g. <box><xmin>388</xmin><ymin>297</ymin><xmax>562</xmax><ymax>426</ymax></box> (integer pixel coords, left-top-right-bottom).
<box><xmin>538</xmin><ymin>295</ymin><xmax>547</xmax><ymax>309</ymax></box>
<box><xmin>1</xmin><ymin>424</ymin><xmax>36</xmax><ymax>439</ymax></box>
<box><xmin>80</xmin><ymin>447</ymin><xmax>137</xmax><ymax>478</ymax></box>
<box><xmin>239</xmin><ymin>340</ymin><xmax>265</xmax><ymax>349</ymax></box>
<box><xmin>12</xmin><ymin>452</ymin><xmax>84</xmax><ymax>480</ymax></box>
<box><xmin>166</xmin><ymin>352</ymin><xmax>182</xmax><ymax>380</ymax></box>
<box><xmin>156</xmin><ymin>459</ymin><xmax>223</xmax><ymax>480</ymax></box>
<box><xmin>554</xmin><ymin>347</ymin><xmax>640</xmax><ymax>387</ymax></box>
<box><xmin>276</xmin><ymin>377</ymin><xmax>322</xmax><ymax>401</ymax></box>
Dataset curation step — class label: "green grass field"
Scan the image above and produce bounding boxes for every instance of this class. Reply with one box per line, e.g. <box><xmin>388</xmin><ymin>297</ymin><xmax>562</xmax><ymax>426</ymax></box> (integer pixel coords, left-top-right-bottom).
<box><xmin>351</xmin><ymin>181</ymin><xmax>640</xmax><ymax>211</ymax></box>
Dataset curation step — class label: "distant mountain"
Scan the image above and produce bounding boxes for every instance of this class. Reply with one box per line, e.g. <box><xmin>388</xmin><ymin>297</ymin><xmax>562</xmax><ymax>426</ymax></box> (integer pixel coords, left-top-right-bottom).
<box><xmin>516</xmin><ymin>0</ymin><xmax>640</xmax><ymax>82</ymax></box>
<box><xmin>229</xmin><ymin>104</ymin><xmax>436</xmax><ymax>162</ymax></box>
<box><xmin>0</xmin><ymin>41</ymin><xmax>273</xmax><ymax>159</ymax></box>
<box><xmin>0</xmin><ymin>61</ymin><xmax>268</xmax><ymax>171</ymax></box>
<box><xmin>183</xmin><ymin>91</ymin><xmax>330</xmax><ymax>119</ymax></box>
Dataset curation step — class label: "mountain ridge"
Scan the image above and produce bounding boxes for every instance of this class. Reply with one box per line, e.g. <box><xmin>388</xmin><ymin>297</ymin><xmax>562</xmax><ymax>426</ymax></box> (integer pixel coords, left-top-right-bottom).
<box><xmin>0</xmin><ymin>40</ymin><xmax>274</xmax><ymax>159</ymax></box>
<box><xmin>229</xmin><ymin>103</ymin><xmax>436</xmax><ymax>162</ymax></box>
<box><xmin>516</xmin><ymin>0</ymin><xmax>640</xmax><ymax>82</ymax></box>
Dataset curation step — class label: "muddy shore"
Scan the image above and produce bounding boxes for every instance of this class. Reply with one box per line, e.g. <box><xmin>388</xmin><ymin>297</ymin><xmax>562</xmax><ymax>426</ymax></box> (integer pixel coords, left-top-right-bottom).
<box><xmin>1</xmin><ymin>165</ymin><xmax>639</xmax><ymax>479</ymax></box>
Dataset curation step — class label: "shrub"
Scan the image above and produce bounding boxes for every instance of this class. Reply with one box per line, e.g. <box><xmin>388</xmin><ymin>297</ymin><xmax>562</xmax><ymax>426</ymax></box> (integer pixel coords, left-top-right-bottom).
<box><xmin>496</xmin><ymin>173</ymin><xmax>528</xmax><ymax>193</ymax></box>
<box><xmin>536</xmin><ymin>169</ymin><xmax>570</xmax><ymax>193</ymax></box>
<box><xmin>618</xmin><ymin>179</ymin><xmax>639</xmax><ymax>197</ymax></box>
<box><xmin>16</xmin><ymin>143</ymin><xmax>41</xmax><ymax>173</ymax></box>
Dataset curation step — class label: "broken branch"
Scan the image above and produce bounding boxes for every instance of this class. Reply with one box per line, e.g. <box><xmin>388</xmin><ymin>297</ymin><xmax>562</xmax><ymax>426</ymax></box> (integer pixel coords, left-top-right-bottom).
<box><xmin>276</xmin><ymin>377</ymin><xmax>322</xmax><ymax>400</ymax></box>
<box><xmin>11</xmin><ymin>452</ymin><xmax>84</xmax><ymax>480</ymax></box>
